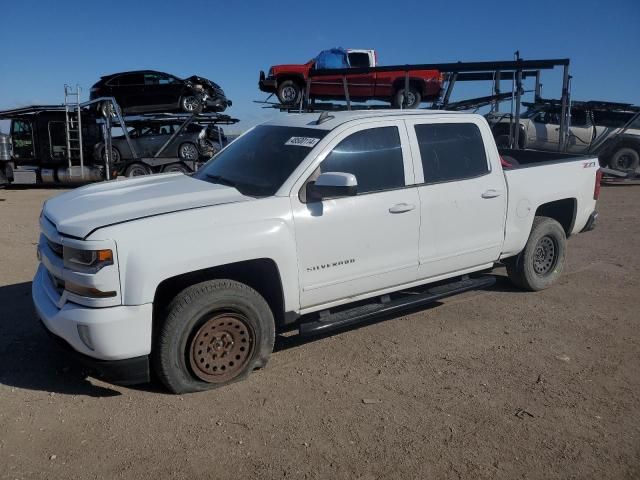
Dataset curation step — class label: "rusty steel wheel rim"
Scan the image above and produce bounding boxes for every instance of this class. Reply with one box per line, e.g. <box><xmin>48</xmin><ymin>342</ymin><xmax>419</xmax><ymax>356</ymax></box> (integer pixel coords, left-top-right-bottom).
<box><xmin>189</xmin><ymin>313</ymin><xmax>255</xmax><ymax>383</ymax></box>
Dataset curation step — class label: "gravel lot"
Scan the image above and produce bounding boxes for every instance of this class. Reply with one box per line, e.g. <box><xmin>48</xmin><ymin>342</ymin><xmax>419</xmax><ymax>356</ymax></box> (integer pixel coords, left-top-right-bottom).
<box><xmin>1</xmin><ymin>185</ymin><xmax>639</xmax><ymax>479</ymax></box>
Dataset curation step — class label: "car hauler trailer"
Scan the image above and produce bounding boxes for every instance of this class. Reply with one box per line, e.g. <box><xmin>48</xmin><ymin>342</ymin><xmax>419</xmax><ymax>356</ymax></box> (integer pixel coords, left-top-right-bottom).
<box><xmin>0</xmin><ymin>86</ymin><xmax>238</xmax><ymax>186</ymax></box>
<box><xmin>257</xmin><ymin>54</ymin><xmax>573</xmax><ymax>151</ymax></box>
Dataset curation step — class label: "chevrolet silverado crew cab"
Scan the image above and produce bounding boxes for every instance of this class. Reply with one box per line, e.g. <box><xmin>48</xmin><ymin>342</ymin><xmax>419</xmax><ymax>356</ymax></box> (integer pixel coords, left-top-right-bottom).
<box><xmin>259</xmin><ymin>48</ymin><xmax>442</xmax><ymax>108</ymax></box>
<box><xmin>33</xmin><ymin>110</ymin><xmax>600</xmax><ymax>394</ymax></box>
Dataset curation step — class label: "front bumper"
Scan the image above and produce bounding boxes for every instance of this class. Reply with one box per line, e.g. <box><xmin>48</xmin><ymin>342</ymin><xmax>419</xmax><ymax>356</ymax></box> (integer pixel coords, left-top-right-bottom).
<box><xmin>42</xmin><ymin>322</ymin><xmax>150</xmax><ymax>385</ymax></box>
<box><xmin>259</xmin><ymin>71</ymin><xmax>277</xmax><ymax>93</ymax></box>
<box><xmin>205</xmin><ymin>96</ymin><xmax>231</xmax><ymax>112</ymax></box>
<box><xmin>33</xmin><ymin>264</ymin><xmax>153</xmax><ymax>362</ymax></box>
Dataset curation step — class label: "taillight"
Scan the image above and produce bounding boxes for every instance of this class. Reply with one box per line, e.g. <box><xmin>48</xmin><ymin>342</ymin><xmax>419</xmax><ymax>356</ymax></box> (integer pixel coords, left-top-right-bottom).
<box><xmin>500</xmin><ymin>155</ymin><xmax>513</xmax><ymax>168</ymax></box>
<box><xmin>594</xmin><ymin>168</ymin><xmax>603</xmax><ymax>200</ymax></box>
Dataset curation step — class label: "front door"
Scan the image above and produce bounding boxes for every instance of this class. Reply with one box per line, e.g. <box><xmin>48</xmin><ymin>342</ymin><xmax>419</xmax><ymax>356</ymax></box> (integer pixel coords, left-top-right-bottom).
<box><xmin>405</xmin><ymin>117</ymin><xmax>507</xmax><ymax>279</ymax></box>
<box><xmin>291</xmin><ymin>121</ymin><xmax>420</xmax><ymax>310</ymax></box>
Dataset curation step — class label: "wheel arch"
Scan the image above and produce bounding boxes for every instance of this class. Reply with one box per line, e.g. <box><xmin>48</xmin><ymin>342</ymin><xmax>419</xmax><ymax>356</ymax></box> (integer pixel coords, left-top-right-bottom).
<box><xmin>534</xmin><ymin>198</ymin><xmax>577</xmax><ymax>236</ymax></box>
<box><xmin>276</xmin><ymin>74</ymin><xmax>306</xmax><ymax>89</ymax></box>
<box><xmin>153</xmin><ymin>258</ymin><xmax>289</xmax><ymax>338</ymax></box>
<box><xmin>391</xmin><ymin>77</ymin><xmax>428</xmax><ymax>95</ymax></box>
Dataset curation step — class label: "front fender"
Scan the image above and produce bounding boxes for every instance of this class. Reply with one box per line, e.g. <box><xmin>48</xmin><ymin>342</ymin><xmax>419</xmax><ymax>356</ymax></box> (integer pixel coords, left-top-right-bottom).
<box><xmin>90</xmin><ymin>198</ymin><xmax>300</xmax><ymax>313</ymax></box>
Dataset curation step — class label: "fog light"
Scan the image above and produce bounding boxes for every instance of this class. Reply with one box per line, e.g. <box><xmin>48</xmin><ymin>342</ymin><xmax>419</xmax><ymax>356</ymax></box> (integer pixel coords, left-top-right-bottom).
<box><xmin>77</xmin><ymin>324</ymin><xmax>94</xmax><ymax>351</ymax></box>
<box><xmin>65</xmin><ymin>280</ymin><xmax>116</xmax><ymax>298</ymax></box>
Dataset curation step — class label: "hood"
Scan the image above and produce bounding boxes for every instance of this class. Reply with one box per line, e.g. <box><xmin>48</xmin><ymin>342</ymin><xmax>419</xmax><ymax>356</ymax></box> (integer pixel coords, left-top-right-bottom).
<box><xmin>185</xmin><ymin>75</ymin><xmax>223</xmax><ymax>92</ymax></box>
<box><xmin>44</xmin><ymin>174</ymin><xmax>251</xmax><ymax>238</ymax></box>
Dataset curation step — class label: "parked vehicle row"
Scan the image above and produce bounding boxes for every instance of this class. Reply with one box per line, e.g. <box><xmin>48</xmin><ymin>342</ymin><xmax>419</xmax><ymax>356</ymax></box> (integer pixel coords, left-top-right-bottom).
<box><xmin>33</xmin><ymin>110</ymin><xmax>600</xmax><ymax>393</ymax></box>
<box><xmin>487</xmin><ymin>100</ymin><xmax>640</xmax><ymax>172</ymax></box>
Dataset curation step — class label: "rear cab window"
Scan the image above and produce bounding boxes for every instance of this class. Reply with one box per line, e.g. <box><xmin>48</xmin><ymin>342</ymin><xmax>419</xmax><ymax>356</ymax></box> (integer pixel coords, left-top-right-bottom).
<box><xmin>413</xmin><ymin>122</ymin><xmax>489</xmax><ymax>183</ymax></box>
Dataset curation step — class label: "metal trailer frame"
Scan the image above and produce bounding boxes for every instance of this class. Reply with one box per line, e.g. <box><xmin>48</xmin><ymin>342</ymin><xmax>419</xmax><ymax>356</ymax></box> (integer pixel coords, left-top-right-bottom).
<box><xmin>75</xmin><ymin>97</ymin><xmax>238</xmax><ymax>177</ymax></box>
<box><xmin>0</xmin><ymin>98</ymin><xmax>239</xmax><ymax>184</ymax></box>
<box><xmin>257</xmin><ymin>55</ymin><xmax>572</xmax><ymax>152</ymax></box>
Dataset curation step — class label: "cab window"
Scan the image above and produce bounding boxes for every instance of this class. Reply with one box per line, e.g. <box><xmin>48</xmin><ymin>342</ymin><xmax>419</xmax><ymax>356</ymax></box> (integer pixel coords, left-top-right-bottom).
<box><xmin>348</xmin><ymin>52</ymin><xmax>371</xmax><ymax>68</ymax></box>
<box><xmin>10</xmin><ymin>119</ymin><xmax>34</xmax><ymax>158</ymax></box>
<box><xmin>320</xmin><ymin>126</ymin><xmax>405</xmax><ymax>194</ymax></box>
<box><xmin>115</xmin><ymin>73</ymin><xmax>144</xmax><ymax>86</ymax></box>
<box><xmin>414</xmin><ymin>123</ymin><xmax>488</xmax><ymax>183</ymax></box>
<box><xmin>534</xmin><ymin>109</ymin><xmax>561</xmax><ymax>124</ymax></box>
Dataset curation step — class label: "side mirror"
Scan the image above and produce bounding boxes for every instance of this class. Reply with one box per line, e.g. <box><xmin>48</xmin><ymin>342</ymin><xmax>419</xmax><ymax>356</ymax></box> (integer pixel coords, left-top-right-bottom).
<box><xmin>307</xmin><ymin>172</ymin><xmax>357</xmax><ymax>201</ymax></box>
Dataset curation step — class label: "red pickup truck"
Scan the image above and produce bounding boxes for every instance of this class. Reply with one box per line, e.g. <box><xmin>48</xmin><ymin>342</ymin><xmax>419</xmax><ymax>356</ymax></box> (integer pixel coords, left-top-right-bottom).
<box><xmin>259</xmin><ymin>49</ymin><xmax>443</xmax><ymax>108</ymax></box>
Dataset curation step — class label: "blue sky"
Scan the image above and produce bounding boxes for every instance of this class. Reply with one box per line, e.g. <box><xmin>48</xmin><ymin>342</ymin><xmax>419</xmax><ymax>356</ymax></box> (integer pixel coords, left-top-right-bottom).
<box><xmin>1</xmin><ymin>0</ymin><xmax>639</xmax><ymax>133</ymax></box>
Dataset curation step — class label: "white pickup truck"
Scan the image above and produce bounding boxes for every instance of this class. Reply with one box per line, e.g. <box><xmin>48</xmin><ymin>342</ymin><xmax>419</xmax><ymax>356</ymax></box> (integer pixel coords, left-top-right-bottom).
<box><xmin>33</xmin><ymin>110</ymin><xmax>600</xmax><ymax>393</ymax></box>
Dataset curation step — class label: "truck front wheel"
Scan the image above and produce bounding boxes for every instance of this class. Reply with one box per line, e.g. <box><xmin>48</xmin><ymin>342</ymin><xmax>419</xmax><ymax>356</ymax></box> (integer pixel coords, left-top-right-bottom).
<box><xmin>505</xmin><ymin>216</ymin><xmax>567</xmax><ymax>291</ymax></box>
<box><xmin>277</xmin><ymin>80</ymin><xmax>303</xmax><ymax>105</ymax></box>
<box><xmin>153</xmin><ymin>279</ymin><xmax>275</xmax><ymax>394</ymax></box>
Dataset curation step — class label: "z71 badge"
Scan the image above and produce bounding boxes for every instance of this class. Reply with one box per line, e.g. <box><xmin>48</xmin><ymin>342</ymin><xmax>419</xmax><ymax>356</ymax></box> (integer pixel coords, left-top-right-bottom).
<box><xmin>582</xmin><ymin>161</ymin><xmax>597</xmax><ymax>168</ymax></box>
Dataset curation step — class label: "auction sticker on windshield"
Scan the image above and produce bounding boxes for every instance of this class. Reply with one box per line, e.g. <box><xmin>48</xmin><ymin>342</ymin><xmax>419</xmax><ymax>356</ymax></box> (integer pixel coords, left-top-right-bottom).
<box><xmin>285</xmin><ymin>137</ymin><xmax>321</xmax><ymax>147</ymax></box>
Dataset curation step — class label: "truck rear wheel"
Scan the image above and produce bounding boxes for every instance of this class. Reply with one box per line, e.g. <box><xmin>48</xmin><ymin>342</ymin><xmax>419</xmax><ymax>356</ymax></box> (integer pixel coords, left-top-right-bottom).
<box><xmin>505</xmin><ymin>216</ymin><xmax>567</xmax><ymax>291</ymax></box>
<box><xmin>153</xmin><ymin>279</ymin><xmax>275</xmax><ymax>394</ymax></box>
<box><xmin>392</xmin><ymin>87</ymin><xmax>422</xmax><ymax>109</ymax></box>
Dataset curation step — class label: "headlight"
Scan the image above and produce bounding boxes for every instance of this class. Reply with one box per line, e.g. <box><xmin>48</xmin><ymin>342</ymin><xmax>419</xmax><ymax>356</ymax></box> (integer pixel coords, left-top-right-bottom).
<box><xmin>63</xmin><ymin>246</ymin><xmax>113</xmax><ymax>273</ymax></box>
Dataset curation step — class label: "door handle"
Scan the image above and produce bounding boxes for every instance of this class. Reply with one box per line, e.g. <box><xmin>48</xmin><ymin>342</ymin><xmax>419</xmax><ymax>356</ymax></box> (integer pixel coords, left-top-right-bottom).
<box><xmin>389</xmin><ymin>203</ymin><xmax>416</xmax><ymax>214</ymax></box>
<box><xmin>481</xmin><ymin>189</ymin><xmax>503</xmax><ymax>199</ymax></box>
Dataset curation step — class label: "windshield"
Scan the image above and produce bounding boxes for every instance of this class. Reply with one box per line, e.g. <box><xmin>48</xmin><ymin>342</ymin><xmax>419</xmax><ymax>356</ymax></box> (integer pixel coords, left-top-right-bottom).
<box><xmin>193</xmin><ymin>125</ymin><xmax>328</xmax><ymax>196</ymax></box>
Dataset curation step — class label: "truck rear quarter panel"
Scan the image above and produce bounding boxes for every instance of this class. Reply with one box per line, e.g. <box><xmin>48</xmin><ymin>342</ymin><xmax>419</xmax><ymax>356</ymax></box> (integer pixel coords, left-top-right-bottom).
<box><xmin>501</xmin><ymin>159</ymin><xmax>598</xmax><ymax>258</ymax></box>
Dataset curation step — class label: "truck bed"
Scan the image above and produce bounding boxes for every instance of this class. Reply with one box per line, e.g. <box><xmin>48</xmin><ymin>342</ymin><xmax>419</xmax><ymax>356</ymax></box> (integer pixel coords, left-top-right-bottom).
<box><xmin>498</xmin><ymin>148</ymin><xmax>599</xmax><ymax>259</ymax></box>
<box><xmin>498</xmin><ymin>148</ymin><xmax>596</xmax><ymax>168</ymax></box>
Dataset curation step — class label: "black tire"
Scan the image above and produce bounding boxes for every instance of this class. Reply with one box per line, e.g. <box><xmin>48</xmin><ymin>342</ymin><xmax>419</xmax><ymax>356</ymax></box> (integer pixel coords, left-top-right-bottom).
<box><xmin>505</xmin><ymin>216</ymin><xmax>567</xmax><ymax>291</ymax></box>
<box><xmin>178</xmin><ymin>142</ymin><xmax>199</xmax><ymax>161</ymax></box>
<box><xmin>101</xmin><ymin>146</ymin><xmax>121</xmax><ymax>164</ymax></box>
<box><xmin>392</xmin><ymin>86</ymin><xmax>422</xmax><ymax>109</ymax></box>
<box><xmin>153</xmin><ymin>279</ymin><xmax>275</xmax><ymax>394</ymax></box>
<box><xmin>163</xmin><ymin>162</ymin><xmax>190</xmax><ymax>174</ymax></box>
<box><xmin>181</xmin><ymin>95</ymin><xmax>203</xmax><ymax>114</ymax></box>
<box><xmin>608</xmin><ymin>145</ymin><xmax>639</xmax><ymax>172</ymax></box>
<box><xmin>277</xmin><ymin>80</ymin><xmax>302</xmax><ymax>105</ymax></box>
<box><xmin>124</xmin><ymin>162</ymin><xmax>151</xmax><ymax>177</ymax></box>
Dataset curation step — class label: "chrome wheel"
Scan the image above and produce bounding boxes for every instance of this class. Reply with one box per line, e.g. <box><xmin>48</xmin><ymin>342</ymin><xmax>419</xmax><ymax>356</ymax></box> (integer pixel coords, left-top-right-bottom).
<box><xmin>403</xmin><ymin>91</ymin><xmax>417</xmax><ymax>107</ymax></box>
<box><xmin>179</xmin><ymin>143</ymin><xmax>199</xmax><ymax>160</ymax></box>
<box><xmin>182</xmin><ymin>96</ymin><xmax>200</xmax><ymax>112</ymax></box>
<box><xmin>189</xmin><ymin>313</ymin><xmax>255</xmax><ymax>384</ymax></box>
<box><xmin>281</xmin><ymin>86</ymin><xmax>298</xmax><ymax>103</ymax></box>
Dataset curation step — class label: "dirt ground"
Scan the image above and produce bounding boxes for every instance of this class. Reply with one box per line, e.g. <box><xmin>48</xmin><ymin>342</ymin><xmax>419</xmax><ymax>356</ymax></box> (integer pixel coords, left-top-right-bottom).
<box><xmin>0</xmin><ymin>185</ymin><xmax>639</xmax><ymax>480</ymax></box>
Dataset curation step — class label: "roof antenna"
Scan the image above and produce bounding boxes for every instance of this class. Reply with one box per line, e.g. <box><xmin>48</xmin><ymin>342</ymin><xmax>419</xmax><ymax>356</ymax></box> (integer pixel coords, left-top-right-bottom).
<box><xmin>316</xmin><ymin>111</ymin><xmax>335</xmax><ymax>125</ymax></box>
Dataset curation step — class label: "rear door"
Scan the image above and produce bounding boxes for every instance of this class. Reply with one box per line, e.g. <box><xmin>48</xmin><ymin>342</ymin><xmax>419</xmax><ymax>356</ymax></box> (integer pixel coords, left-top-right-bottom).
<box><xmin>405</xmin><ymin>117</ymin><xmax>507</xmax><ymax>279</ymax></box>
<box><xmin>112</xmin><ymin>73</ymin><xmax>145</xmax><ymax>109</ymax></box>
<box><xmin>143</xmin><ymin>72</ymin><xmax>182</xmax><ymax>108</ymax></box>
<box><xmin>526</xmin><ymin>107</ymin><xmax>561</xmax><ymax>150</ymax></box>
<box><xmin>566</xmin><ymin>107</ymin><xmax>594</xmax><ymax>153</ymax></box>
<box><xmin>291</xmin><ymin>120</ymin><xmax>420</xmax><ymax>309</ymax></box>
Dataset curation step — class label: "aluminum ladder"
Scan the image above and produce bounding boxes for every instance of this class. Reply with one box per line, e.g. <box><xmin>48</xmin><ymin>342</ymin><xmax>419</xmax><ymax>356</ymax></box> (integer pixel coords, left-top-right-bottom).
<box><xmin>64</xmin><ymin>84</ymin><xmax>84</xmax><ymax>177</ymax></box>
